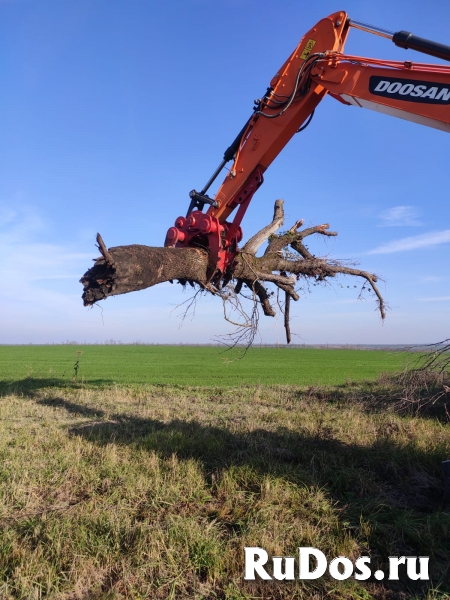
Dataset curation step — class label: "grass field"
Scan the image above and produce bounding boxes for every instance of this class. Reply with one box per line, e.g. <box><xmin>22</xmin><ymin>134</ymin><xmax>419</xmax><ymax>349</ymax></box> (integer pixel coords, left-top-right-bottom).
<box><xmin>0</xmin><ymin>345</ymin><xmax>409</xmax><ymax>388</ymax></box>
<box><xmin>1</xmin><ymin>347</ymin><xmax>449</xmax><ymax>599</ymax></box>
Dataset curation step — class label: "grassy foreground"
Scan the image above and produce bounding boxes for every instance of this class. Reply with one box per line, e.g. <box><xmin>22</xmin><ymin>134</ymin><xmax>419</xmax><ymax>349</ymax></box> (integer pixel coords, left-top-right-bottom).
<box><xmin>0</xmin><ymin>377</ymin><xmax>449</xmax><ymax>599</ymax></box>
<box><xmin>0</xmin><ymin>345</ymin><xmax>408</xmax><ymax>387</ymax></box>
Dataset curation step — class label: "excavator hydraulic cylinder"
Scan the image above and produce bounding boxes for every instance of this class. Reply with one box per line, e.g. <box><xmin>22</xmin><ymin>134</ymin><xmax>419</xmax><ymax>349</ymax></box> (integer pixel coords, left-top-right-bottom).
<box><xmin>393</xmin><ymin>30</ymin><xmax>450</xmax><ymax>63</ymax></box>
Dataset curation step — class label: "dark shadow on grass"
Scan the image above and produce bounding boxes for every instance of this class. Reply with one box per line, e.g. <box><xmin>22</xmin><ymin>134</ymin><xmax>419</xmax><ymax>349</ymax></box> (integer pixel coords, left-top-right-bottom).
<box><xmin>68</xmin><ymin>412</ymin><xmax>446</xmax><ymax>512</ymax></box>
<box><xmin>65</xmin><ymin>409</ymin><xmax>450</xmax><ymax>594</ymax></box>
<box><xmin>0</xmin><ymin>378</ymin><xmax>115</xmax><ymax>397</ymax></box>
<box><xmin>294</xmin><ymin>373</ymin><xmax>450</xmax><ymax>423</ymax></box>
<box><xmin>37</xmin><ymin>397</ymin><xmax>105</xmax><ymax>418</ymax></box>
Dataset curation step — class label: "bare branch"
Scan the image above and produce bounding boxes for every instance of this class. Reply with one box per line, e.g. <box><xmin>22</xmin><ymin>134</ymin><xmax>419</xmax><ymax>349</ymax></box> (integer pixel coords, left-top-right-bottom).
<box><xmin>96</xmin><ymin>233</ymin><xmax>115</xmax><ymax>266</ymax></box>
<box><xmin>241</xmin><ymin>199</ymin><xmax>285</xmax><ymax>255</ymax></box>
<box><xmin>254</xmin><ymin>271</ymin><xmax>296</xmax><ymax>287</ymax></box>
<box><xmin>264</xmin><ymin>221</ymin><xmax>336</xmax><ymax>257</ymax></box>
<box><xmin>272</xmin><ymin>280</ymin><xmax>299</xmax><ymax>301</ymax></box>
<box><xmin>296</xmin><ymin>223</ymin><xmax>338</xmax><ymax>240</ymax></box>
<box><xmin>244</xmin><ymin>280</ymin><xmax>276</xmax><ymax>317</ymax></box>
<box><xmin>284</xmin><ymin>293</ymin><xmax>291</xmax><ymax>344</ymax></box>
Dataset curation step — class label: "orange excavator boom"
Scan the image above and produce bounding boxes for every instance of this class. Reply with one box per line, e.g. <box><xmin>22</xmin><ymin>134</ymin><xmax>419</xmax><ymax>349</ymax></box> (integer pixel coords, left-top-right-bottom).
<box><xmin>165</xmin><ymin>12</ymin><xmax>450</xmax><ymax>281</ymax></box>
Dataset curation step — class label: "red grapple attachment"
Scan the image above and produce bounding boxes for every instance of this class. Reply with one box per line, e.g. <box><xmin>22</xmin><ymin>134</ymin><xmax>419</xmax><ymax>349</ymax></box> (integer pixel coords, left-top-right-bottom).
<box><xmin>165</xmin><ymin>167</ymin><xmax>263</xmax><ymax>281</ymax></box>
<box><xmin>164</xmin><ymin>211</ymin><xmax>243</xmax><ymax>281</ymax></box>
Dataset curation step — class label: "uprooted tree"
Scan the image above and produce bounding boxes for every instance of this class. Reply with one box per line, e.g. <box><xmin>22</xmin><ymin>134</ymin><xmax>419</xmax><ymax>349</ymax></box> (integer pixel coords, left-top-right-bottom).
<box><xmin>80</xmin><ymin>200</ymin><xmax>386</xmax><ymax>345</ymax></box>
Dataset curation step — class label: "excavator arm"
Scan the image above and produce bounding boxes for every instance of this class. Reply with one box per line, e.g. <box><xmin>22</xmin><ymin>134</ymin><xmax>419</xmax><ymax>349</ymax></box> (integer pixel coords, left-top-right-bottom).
<box><xmin>165</xmin><ymin>11</ymin><xmax>450</xmax><ymax>282</ymax></box>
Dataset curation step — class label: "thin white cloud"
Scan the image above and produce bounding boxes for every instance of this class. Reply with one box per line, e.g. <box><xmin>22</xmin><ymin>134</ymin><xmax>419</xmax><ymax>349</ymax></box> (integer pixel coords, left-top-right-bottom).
<box><xmin>368</xmin><ymin>230</ymin><xmax>450</xmax><ymax>254</ymax></box>
<box><xmin>421</xmin><ymin>276</ymin><xmax>444</xmax><ymax>283</ymax></box>
<box><xmin>378</xmin><ymin>205</ymin><xmax>421</xmax><ymax>227</ymax></box>
<box><xmin>418</xmin><ymin>296</ymin><xmax>450</xmax><ymax>302</ymax></box>
<box><xmin>0</xmin><ymin>204</ymin><xmax>92</xmax><ymax>302</ymax></box>
<box><xmin>0</xmin><ymin>206</ymin><xmax>18</xmax><ymax>225</ymax></box>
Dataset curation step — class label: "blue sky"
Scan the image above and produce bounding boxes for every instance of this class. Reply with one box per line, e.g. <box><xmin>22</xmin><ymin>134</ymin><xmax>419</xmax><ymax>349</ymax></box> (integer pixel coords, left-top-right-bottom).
<box><xmin>1</xmin><ymin>0</ymin><xmax>450</xmax><ymax>345</ymax></box>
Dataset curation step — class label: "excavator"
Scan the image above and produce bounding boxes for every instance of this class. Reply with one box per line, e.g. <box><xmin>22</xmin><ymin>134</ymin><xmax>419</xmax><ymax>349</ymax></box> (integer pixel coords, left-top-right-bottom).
<box><xmin>164</xmin><ymin>11</ymin><xmax>450</xmax><ymax>283</ymax></box>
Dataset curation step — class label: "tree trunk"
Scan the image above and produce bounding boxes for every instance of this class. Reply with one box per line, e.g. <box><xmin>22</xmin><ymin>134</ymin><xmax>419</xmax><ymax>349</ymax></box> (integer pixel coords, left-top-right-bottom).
<box><xmin>81</xmin><ymin>245</ymin><xmax>209</xmax><ymax>306</ymax></box>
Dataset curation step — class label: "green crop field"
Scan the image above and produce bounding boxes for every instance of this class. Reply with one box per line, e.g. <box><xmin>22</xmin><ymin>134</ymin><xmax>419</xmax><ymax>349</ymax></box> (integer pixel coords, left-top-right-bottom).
<box><xmin>0</xmin><ymin>345</ymin><xmax>409</xmax><ymax>388</ymax></box>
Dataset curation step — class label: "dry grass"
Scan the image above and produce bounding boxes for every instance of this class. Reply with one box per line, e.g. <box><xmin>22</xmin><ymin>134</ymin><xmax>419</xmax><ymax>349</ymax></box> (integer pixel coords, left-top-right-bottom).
<box><xmin>0</xmin><ymin>378</ymin><xmax>449</xmax><ymax>599</ymax></box>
